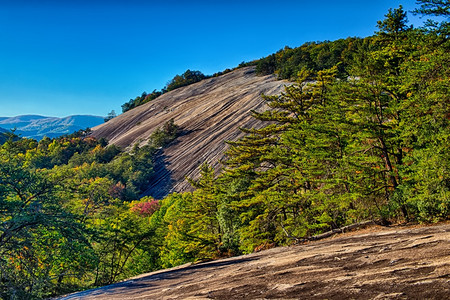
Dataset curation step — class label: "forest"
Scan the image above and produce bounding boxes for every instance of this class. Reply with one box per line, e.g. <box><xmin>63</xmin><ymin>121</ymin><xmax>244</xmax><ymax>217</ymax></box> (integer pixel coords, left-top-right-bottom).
<box><xmin>121</xmin><ymin>70</ymin><xmax>208</xmax><ymax>113</ymax></box>
<box><xmin>0</xmin><ymin>2</ymin><xmax>448</xmax><ymax>299</ymax></box>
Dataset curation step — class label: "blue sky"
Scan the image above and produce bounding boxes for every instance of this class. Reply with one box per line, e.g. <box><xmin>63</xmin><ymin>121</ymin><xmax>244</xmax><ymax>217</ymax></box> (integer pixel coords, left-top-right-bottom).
<box><xmin>0</xmin><ymin>0</ymin><xmax>424</xmax><ymax>117</ymax></box>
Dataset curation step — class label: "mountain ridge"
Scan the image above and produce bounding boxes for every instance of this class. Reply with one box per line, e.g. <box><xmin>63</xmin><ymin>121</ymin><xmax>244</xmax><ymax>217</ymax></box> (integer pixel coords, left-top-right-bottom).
<box><xmin>0</xmin><ymin>114</ymin><xmax>104</xmax><ymax>140</ymax></box>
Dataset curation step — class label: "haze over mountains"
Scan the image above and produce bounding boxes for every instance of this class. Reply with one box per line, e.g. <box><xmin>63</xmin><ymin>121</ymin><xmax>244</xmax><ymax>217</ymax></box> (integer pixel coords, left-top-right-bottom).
<box><xmin>92</xmin><ymin>66</ymin><xmax>288</xmax><ymax>198</ymax></box>
<box><xmin>0</xmin><ymin>114</ymin><xmax>104</xmax><ymax>140</ymax></box>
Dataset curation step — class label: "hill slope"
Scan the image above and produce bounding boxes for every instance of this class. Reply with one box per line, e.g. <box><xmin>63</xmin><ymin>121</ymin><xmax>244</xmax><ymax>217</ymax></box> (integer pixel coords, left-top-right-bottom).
<box><xmin>0</xmin><ymin>115</ymin><xmax>104</xmax><ymax>140</ymax></box>
<box><xmin>92</xmin><ymin>67</ymin><xmax>288</xmax><ymax>198</ymax></box>
<box><xmin>59</xmin><ymin>223</ymin><xmax>450</xmax><ymax>300</ymax></box>
<box><xmin>0</xmin><ymin>127</ymin><xmax>8</xmax><ymax>144</ymax></box>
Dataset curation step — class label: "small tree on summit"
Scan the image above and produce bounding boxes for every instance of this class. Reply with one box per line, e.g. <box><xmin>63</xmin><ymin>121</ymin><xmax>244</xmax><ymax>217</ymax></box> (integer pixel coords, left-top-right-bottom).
<box><xmin>104</xmin><ymin>110</ymin><xmax>117</xmax><ymax>122</ymax></box>
<box><xmin>376</xmin><ymin>5</ymin><xmax>410</xmax><ymax>37</ymax></box>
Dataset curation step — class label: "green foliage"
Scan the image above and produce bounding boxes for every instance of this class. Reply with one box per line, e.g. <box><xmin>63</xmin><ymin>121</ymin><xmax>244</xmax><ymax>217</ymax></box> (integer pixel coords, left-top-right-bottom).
<box><xmin>166</xmin><ymin>69</ymin><xmax>207</xmax><ymax>92</ymax></box>
<box><xmin>0</xmin><ymin>119</ymin><xmax>180</xmax><ymax>298</ymax></box>
<box><xmin>149</xmin><ymin>164</ymin><xmax>245</xmax><ymax>268</ymax></box>
<box><xmin>154</xmin><ymin>164</ymin><xmax>222</xmax><ymax>267</ymax></box>
<box><xmin>0</xmin><ymin>142</ymin><xmax>93</xmax><ymax>299</ymax></box>
<box><xmin>172</xmin><ymin>5</ymin><xmax>449</xmax><ymax>256</ymax></box>
<box><xmin>415</xmin><ymin>0</ymin><xmax>450</xmax><ymax>16</ymax></box>
<box><xmin>223</xmin><ymin>67</ymin><xmax>364</xmax><ymax>251</ymax></box>
<box><xmin>255</xmin><ymin>38</ymin><xmax>363</xmax><ymax>80</ymax></box>
<box><xmin>0</xmin><ymin>130</ymin><xmax>20</xmax><ymax>145</ymax></box>
<box><xmin>413</xmin><ymin>0</ymin><xmax>450</xmax><ymax>35</ymax></box>
<box><xmin>121</xmin><ymin>70</ymin><xmax>208</xmax><ymax>113</ymax></box>
<box><xmin>88</xmin><ymin>198</ymin><xmax>157</xmax><ymax>286</ymax></box>
<box><xmin>147</xmin><ymin>118</ymin><xmax>179</xmax><ymax>148</ymax></box>
<box><xmin>122</xmin><ymin>90</ymin><xmax>163</xmax><ymax>113</ymax></box>
<box><xmin>376</xmin><ymin>5</ymin><xmax>410</xmax><ymax>36</ymax></box>
<box><xmin>120</xmin><ymin>61</ymin><xmax>260</xmax><ymax>113</ymax></box>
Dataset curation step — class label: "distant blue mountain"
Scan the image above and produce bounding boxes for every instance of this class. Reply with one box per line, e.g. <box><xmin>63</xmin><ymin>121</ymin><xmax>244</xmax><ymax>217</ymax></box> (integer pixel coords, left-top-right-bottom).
<box><xmin>0</xmin><ymin>115</ymin><xmax>104</xmax><ymax>140</ymax></box>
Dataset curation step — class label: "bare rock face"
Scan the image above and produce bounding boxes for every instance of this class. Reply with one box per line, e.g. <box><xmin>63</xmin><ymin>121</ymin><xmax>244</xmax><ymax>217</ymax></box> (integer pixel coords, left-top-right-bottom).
<box><xmin>92</xmin><ymin>67</ymin><xmax>288</xmax><ymax>198</ymax></box>
<box><xmin>58</xmin><ymin>223</ymin><xmax>450</xmax><ymax>300</ymax></box>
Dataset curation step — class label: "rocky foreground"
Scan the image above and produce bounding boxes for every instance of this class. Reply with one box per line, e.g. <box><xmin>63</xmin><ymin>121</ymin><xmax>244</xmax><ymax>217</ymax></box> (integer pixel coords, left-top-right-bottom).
<box><xmin>60</xmin><ymin>223</ymin><xmax>449</xmax><ymax>300</ymax></box>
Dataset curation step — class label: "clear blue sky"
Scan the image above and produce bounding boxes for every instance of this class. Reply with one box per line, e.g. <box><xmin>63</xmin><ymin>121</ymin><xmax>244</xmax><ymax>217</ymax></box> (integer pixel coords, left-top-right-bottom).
<box><xmin>0</xmin><ymin>0</ymin><xmax>423</xmax><ymax>117</ymax></box>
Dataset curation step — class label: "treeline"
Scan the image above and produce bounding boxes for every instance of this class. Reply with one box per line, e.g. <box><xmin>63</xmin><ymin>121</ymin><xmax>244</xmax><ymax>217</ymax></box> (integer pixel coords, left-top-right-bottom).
<box><xmin>120</xmin><ymin>38</ymin><xmax>363</xmax><ymax>113</ymax></box>
<box><xmin>120</xmin><ymin>3</ymin><xmax>447</xmax><ymax>116</ymax></box>
<box><xmin>121</xmin><ymin>70</ymin><xmax>208</xmax><ymax>113</ymax></box>
<box><xmin>121</xmin><ymin>66</ymin><xmax>250</xmax><ymax>113</ymax></box>
<box><xmin>118</xmin><ymin>38</ymin><xmax>375</xmax><ymax>114</ymax></box>
<box><xmin>255</xmin><ymin>37</ymin><xmax>363</xmax><ymax>79</ymax></box>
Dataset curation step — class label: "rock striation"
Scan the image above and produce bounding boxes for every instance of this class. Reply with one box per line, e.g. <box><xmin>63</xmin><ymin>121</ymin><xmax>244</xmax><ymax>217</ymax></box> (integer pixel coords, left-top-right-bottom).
<box><xmin>92</xmin><ymin>67</ymin><xmax>288</xmax><ymax>198</ymax></box>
